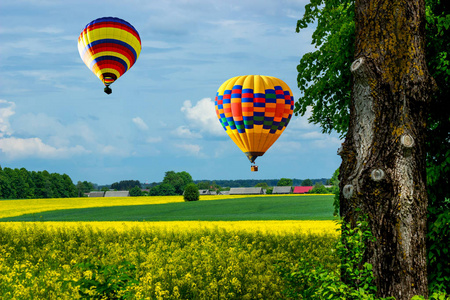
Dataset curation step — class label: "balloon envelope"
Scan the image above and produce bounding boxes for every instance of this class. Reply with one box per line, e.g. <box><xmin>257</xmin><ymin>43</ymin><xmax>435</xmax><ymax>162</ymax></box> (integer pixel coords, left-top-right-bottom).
<box><xmin>78</xmin><ymin>17</ymin><xmax>141</xmax><ymax>92</ymax></box>
<box><xmin>215</xmin><ymin>75</ymin><xmax>294</xmax><ymax>163</ymax></box>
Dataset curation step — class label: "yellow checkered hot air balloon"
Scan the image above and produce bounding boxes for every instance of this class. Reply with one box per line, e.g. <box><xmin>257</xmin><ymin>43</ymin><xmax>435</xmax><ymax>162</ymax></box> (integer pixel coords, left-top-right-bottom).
<box><xmin>215</xmin><ymin>75</ymin><xmax>294</xmax><ymax>171</ymax></box>
<box><xmin>78</xmin><ymin>17</ymin><xmax>141</xmax><ymax>94</ymax></box>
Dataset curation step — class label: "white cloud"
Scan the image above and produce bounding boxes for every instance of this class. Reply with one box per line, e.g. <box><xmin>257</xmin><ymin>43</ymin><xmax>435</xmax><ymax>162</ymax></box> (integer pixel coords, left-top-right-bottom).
<box><xmin>0</xmin><ymin>100</ymin><xmax>15</xmax><ymax>137</ymax></box>
<box><xmin>1</xmin><ymin>37</ymin><xmax>73</xmax><ymax>58</ymax></box>
<box><xmin>99</xmin><ymin>145</ymin><xmax>130</xmax><ymax>157</ymax></box>
<box><xmin>175</xmin><ymin>143</ymin><xmax>206</xmax><ymax>158</ymax></box>
<box><xmin>146</xmin><ymin>137</ymin><xmax>162</xmax><ymax>143</ymax></box>
<box><xmin>132</xmin><ymin>117</ymin><xmax>149</xmax><ymax>131</ymax></box>
<box><xmin>100</xmin><ymin>145</ymin><xmax>116</xmax><ymax>155</ymax></box>
<box><xmin>212</xmin><ymin>140</ymin><xmax>238</xmax><ymax>158</ymax></box>
<box><xmin>180</xmin><ymin>98</ymin><xmax>225</xmax><ymax>136</ymax></box>
<box><xmin>272</xmin><ymin>141</ymin><xmax>302</xmax><ymax>153</ymax></box>
<box><xmin>301</xmin><ymin>131</ymin><xmax>324</xmax><ymax>140</ymax></box>
<box><xmin>13</xmin><ymin>112</ymin><xmax>96</xmax><ymax>146</ymax></box>
<box><xmin>0</xmin><ymin>137</ymin><xmax>88</xmax><ymax>159</ymax></box>
<box><xmin>311</xmin><ymin>136</ymin><xmax>342</xmax><ymax>149</ymax></box>
<box><xmin>172</xmin><ymin>125</ymin><xmax>202</xmax><ymax>139</ymax></box>
<box><xmin>209</xmin><ymin>20</ymin><xmax>263</xmax><ymax>40</ymax></box>
<box><xmin>0</xmin><ymin>100</ymin><xmax>99</xmax><ymax>160</ymax></box>
<box><xmin>0</xmin><ymin>26</ymin><xmax>64</xmax><ymax>35</ymax></box>
<box><xmin>288</xmin><ymin>106</ymin><xmax>315</xmax><ymax>130</ymax></box>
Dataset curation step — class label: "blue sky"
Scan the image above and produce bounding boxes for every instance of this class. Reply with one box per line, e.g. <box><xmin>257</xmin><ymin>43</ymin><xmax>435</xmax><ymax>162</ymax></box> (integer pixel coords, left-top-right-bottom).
<box><xmin>0</xmin><ymin>0</ymin><xmax>342</xmax><ymax>185</ymax></box>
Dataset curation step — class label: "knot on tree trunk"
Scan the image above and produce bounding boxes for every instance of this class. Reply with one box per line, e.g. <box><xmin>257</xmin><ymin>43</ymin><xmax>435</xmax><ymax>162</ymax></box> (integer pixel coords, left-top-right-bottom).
<box><xmin>351</xmin><ymin>57</ymin><xmax>371</xmax><ymax>85</ymax></box>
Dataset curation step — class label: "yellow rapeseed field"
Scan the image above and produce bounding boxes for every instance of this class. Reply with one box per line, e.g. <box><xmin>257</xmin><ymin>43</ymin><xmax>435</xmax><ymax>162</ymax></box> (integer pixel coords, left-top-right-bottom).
<box><xmin>0</xmin><ymin>220</ymin><xmax>339</xmax><ymax>235</ymax></box>
<box><xmin>0</xmin><ymin>195</ymin><xmax>339</xmax><ymax>299</ymax></box>
<box><xmin>0</xmin><ymin>222</ymin><xmax>339</xmax><ymax>299</ymax></box>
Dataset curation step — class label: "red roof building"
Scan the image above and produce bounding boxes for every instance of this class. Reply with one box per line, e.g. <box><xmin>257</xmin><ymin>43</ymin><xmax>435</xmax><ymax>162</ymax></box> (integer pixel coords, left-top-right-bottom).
<box><xmin>293</xmin><ymin>186</ymin><xmax>314</xmax><ymax>194</ymax></box>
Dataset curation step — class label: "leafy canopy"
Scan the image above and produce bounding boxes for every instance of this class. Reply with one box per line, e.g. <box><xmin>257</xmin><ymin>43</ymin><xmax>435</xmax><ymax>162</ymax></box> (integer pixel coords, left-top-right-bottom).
<box><xmin>277</xmin><ymin>178</ymin><xmax>293</xmax><ymax>186</ymax></box>
<box><xmin>184</xmin><ymin>183</ymin><xmax>200</xmax><ymax>202</ymax></box>
<box><xmin>296</xmin><ymin>0</ymin><xmax>354</xmax><ymax>136</ymax></box>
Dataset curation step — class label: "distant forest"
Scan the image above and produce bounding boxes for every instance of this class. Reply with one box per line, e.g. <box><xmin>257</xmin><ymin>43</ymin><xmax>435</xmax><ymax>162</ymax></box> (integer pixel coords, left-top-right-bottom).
<box><xmin>0</xmin><ymin>166</ymin><xmax>78</xmax><ymax>199</ymax></box>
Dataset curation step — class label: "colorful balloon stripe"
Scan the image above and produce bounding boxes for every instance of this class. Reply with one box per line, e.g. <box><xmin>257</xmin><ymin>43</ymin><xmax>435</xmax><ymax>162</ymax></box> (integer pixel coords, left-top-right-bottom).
<box><xmin>90</xmin><ymin>56</ymin><xmax>128</xmax><ymax>73</ymax></box>
<box><xmin>84</xmin><ymin>18</ymin><xmax>141</xmax><ymax>41</ymax></box>
<box><xmin>79</xmin><ymin>39</ymin><xmax>138</xmax><ymax>66</ymax></box>
<box><xmin>78</xmin><ymin>17</ymin><xmax>141</xmax><ymax>90</ymax></box>
<box><xmin>215</xmin><ymin>75</ymin><xmax>294</xmax><ymax>163</ymax></box>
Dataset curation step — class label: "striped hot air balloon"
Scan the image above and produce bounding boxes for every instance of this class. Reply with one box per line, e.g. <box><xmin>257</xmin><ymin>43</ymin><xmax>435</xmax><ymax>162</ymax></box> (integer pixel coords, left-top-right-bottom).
<box><xmin>78</xmin><ymin>17</ymin><xmax>141</xmax><ymax>94</ymax></box>
<box><xmin>215</xmin><ymin>75</ymin><xmax>294</xmax><ymax>171</ymax></box>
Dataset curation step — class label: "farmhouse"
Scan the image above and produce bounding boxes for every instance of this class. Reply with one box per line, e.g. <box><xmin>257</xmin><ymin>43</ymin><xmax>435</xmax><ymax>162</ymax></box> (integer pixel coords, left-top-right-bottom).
<box><xmin>88</xmin><ymin>191</ymin><xmax>105</xmax><ymax>197</ymax></box>
<box><xmin>229</xmin><ymin>187</ymin><xmax>264</xmax><ymax>195</ymax></box>
<box><xmin>104</xmin><ymin>191</ymin><xmax>130</xmax><ymax>197</ymax></box>
<box><xmin>272</xmin><ymin>186</ymin><xmax>293</xmax><ymax>194</ymax></box>
<box><xmin>293</xmin><ymin>186</ymin><xmax>314</xmax><ymax>194</ymax></box>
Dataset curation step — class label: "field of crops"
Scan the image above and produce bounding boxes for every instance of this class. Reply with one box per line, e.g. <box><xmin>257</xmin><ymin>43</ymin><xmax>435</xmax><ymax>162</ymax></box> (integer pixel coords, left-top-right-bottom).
<box><xmin>0</xmin><ymin>195</ymin><xmax>339</xmax><ymax>299</ymax></box>
<box><xmin>0</xmin><ymin>195</ymin><xmax>252</xmax><ymax>219</ymax></box>
<box><xmin>0</xmin><ymin>194</ymin><xmax>335</xmax><ymax>221</ymax></box>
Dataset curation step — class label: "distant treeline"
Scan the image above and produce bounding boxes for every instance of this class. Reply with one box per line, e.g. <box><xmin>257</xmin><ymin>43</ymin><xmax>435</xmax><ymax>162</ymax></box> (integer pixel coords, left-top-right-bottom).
<box><xmin>192</xmin><ymin>178</ymin><xmax>330</xmax><ymax>188</ymax></box>
<box><xmin>99</xmin><ymin>178</ymin><xmax>330</xmax><ymax>191</ymax></box>
<box><xmin>0</xmin><ymin>166</ymin><xmax>78</xmax><ymax>199</ymax></box>
<box><xmin>111</xmin><ymin>180</ymin><xmax>141</xmax><ymax>191</ymax></box>
<box><xmin>102</xmin><ymin>178</ymin><xmax>331</xmax><ymax>190</ymax></box>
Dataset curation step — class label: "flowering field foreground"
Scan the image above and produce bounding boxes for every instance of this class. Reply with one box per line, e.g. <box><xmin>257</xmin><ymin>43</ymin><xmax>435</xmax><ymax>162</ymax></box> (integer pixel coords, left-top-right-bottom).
<box><xmin>0</xmin><ymin>222</ymin><xmax>339</xmax><ymax>299</ymax></box>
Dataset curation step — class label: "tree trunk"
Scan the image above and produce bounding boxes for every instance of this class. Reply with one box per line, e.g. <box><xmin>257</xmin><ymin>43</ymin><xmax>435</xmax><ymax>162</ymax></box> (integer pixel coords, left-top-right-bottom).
<box><xmin>339</xmin><ymin>0</ymin><xmax>434</xmax><ymax>299</ymax></box>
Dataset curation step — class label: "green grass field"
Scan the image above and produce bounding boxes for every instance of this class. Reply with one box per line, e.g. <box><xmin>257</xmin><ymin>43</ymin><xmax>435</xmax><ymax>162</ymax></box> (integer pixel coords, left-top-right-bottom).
<box><xmin>0</xmin><ymin>195</ymin><xmax>335</xmax><ymax>222</ymax></box>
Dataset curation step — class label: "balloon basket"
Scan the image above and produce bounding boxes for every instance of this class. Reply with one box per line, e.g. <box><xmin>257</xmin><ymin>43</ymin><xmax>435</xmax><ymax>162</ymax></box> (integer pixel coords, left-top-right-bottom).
<box><xmin>251</xmin><ymin>165</ymin><xmax>258</xmax><ymax>172</ymax></box>
<box><xmin>104</xmin><ymin>86</ymin><xmax>112</xmax><ymax>94</ymax></box>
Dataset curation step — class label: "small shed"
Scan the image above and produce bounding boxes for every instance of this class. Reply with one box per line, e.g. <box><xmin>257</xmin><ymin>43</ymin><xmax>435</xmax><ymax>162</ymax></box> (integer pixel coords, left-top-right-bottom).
<box><xmin>229</xmin><ymin>187</ymin><xmax>264</xmax><ymax>195</ymax></box>
<box><xmin>88</xmin><ymin>191</ymin><xmax>105</xmax><ymax>197</ymax></box>
<box><xmin>293</xmin><ymin>186</ymin><xmax>314</xmax><ymax>194</ymax></box>
<box><xmin>104</xmin><ymin>191</ymin><xmax>130</xmax><ymax>197</ymax></box>
<box><xmin>272</xmin><ymin>186</ymin><xmax>293</xmax><ymax>194</ymax></box>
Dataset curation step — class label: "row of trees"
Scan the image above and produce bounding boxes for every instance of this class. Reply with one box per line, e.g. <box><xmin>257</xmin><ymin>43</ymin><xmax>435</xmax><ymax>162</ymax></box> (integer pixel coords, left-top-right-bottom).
<box><xmin>0</xmin><ymin>166</ymin><xmax>78</xmax><ymax>199</ymax></box>
<box><xmin>148</xmin><ymin>171</ymin><xmax>194</xmax><ymax>196</ymax></box>
<box><xmin>196</xmin><ymin>178</ymin><xmax>324</xmax><ymax>192</ymax></box>
<box><xmin>110</xmin><ymin>180</ymin><xmax>141</xmax><ymax>191</ymax></box>
<box><xmin>195</xmin><ymin>178</ymin><xmax>329</xmax><ymax>188</ymax></box>
<box><xmin>104</xmin><ymin>175</ymin><xmax>333</xmax><ymax>196</ymax></box>
<box><xmin>106</xmin><ymin>172</ymin><xmax>195</xmax><ymax>196</ymax></box>
<box><xmin>256</xmin><ymin>176</ymin><xmax>338</xmax><ymax>194</ymax></box>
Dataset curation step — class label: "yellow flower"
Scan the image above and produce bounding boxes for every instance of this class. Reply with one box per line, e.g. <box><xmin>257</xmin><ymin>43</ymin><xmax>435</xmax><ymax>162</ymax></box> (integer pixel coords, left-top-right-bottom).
<box><xmin>83</xmin><ymin>270</ymin><xmax>93</xmax><ymax>280</ymax></box>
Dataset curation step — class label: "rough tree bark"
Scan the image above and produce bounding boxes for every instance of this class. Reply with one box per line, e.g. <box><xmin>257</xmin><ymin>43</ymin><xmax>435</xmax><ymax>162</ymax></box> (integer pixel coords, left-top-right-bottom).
<box><xmin>338</xmin><ymin>0</ymin><xmax>435</xmax><ymax>299</ymax></box>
